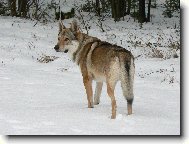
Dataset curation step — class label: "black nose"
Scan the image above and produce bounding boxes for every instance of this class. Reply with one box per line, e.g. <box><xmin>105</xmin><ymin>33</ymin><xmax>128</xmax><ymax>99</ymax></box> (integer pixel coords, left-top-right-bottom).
<box><xmin>64</xmin><ymin>49</ymin><xmax>68</xmax><ymax>53</ymax></box>
<box><xmin>54</xmin><ymin>45</ymin><xmax>59</xmax><ymax>51</ymax></box>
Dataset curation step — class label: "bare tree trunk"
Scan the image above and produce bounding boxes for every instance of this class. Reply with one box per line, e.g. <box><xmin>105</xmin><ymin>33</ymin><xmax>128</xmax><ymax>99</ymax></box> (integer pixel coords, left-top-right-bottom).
<box><xmin>147</xmin><ymin>0</ymin><xmax>151</xmax><ymax>22</ymax></box>
<box><xmin>111</xmin><ymin>0</ymin><xmax>126</xmax><ymax>21</ymax></box>
<box><xmin>116</xmin><ymin>0</ymin><xmax>120</xmax><ymax>21</ymax></box>
<box><xmin>18</xmin><ymin>0</ymin><xmax>27</xmax><ymax>17</ymax></box>
<box><xmin>127</xmin><ymin>0</ymin><xmax>131</xmax><ymax>14</ymax></box>
<box><xmin>10</xmin><ymin>0</ymin><xmax>17</xmax><ymax>16</ymax></box>
<box><xmin>120</xmin><ymin>0</ymin><xmax>126</xmax><ymax>20</ymax></box>
<box><xmin>138</xmin><ymin>0</ymin><xmax>146</xmax><ymax>23</ymax></box>
<box><xmin>111</xmin><ymin>0</ymin><xmax>116</xmax><ymax>19</ymax></box>
<box><xmin>95</xmin><ymin>0</ymin><xmax>100</xmax><ymax>16</ymax></box>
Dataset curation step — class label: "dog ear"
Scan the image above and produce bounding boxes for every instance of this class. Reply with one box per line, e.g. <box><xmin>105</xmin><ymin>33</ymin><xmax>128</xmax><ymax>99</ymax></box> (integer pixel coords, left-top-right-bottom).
<box><xmin>59</xmin><ymin>20</ymin><xmax>66</xmax><ymax>32</ymax></box>
<box><xmin>70</xmin><ymin>19</ymin><xmax>78</xmax><ymax>32</ymax></box>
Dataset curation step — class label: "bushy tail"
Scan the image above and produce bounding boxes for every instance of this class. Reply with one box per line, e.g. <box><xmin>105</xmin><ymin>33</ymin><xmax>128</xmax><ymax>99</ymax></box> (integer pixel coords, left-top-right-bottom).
<box><xmin>120</xmin><ymin>56</ymin><xmax>135</xmax><ymax>102</ymax></box>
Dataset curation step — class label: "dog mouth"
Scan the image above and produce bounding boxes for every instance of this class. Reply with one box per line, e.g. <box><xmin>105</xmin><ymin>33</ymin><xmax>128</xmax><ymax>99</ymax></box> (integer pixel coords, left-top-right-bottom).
<box><xmin>54</xmin><ymin>49</ymin><xmax>68</xmax><ymax>53</ymax></box>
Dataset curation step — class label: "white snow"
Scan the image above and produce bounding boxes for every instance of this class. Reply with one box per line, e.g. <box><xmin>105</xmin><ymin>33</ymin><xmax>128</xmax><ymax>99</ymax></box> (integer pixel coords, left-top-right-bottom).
<box><xmin>0</xmin><ymin>8</ymin><xmax>180</xmax><ymax>135</ymax></box>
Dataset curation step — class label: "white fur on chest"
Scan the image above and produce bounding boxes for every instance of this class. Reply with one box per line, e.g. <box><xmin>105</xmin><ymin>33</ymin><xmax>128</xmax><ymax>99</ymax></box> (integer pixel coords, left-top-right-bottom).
<box><xmin>65</xmin><ymin>41</ymin><xmax>79</xmax><ymax>61</ymax></box>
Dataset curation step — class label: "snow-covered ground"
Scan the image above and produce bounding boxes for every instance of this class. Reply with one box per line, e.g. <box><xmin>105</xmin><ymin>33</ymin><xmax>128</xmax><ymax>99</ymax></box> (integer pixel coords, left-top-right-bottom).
<box><xmin>0</xmin><ymin>11</ymin><xmax>180</xmax><ymax>135</ymax></box>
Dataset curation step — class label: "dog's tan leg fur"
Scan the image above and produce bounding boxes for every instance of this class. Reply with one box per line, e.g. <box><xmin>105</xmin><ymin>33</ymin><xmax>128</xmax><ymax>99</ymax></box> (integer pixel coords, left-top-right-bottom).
<box><xmin>80</xmin><ymin>62</ymin><xmax>94</xmax><ymax>108</ymax></box>
<box><xmin>107</xmin><ymin>82</ymin><xmax>117</xmax><ymax>119</ymax></box>
<box><xmin>127</xmin><ymin>104</ymin><xmax>132</xmax><ymax>115</ymax></box>
<box><xmin>83</xmin><ymin>77</ymin><xmax>93</xmax><ymax>108</ymax></box>
<box><xmin>94</xmin><ymin>82</ymin><xmax>103</xmax><ymax>105</ymax></box>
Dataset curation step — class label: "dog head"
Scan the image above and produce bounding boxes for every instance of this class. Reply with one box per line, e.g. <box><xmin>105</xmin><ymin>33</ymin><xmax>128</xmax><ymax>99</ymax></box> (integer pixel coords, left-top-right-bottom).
<box><xmin>54</xmin><ymin>20</ymin><xmax>79</xmax><ymax>54</ymax></box>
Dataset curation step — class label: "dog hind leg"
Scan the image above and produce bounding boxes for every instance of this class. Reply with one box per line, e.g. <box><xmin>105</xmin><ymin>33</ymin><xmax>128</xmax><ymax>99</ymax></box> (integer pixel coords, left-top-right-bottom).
<box><xmin>107</xmin><ymin>80</ymin><xmax>117</xmax><ymax>119</ymax></box>
<box><xmin>94</xmin><ymin>82</ymin><xmax>103</xmax><ymax>105</ymax></box>
<box><xmin>83</xmin><ymin>77</ymin><xmax>94</xmax><ymax>108</ymax></box>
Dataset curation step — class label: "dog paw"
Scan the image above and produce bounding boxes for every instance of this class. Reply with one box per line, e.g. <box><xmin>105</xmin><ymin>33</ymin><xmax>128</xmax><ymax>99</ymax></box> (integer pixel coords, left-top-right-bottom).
<box><xmin>111</xmin><ymin>115</ymin><xmax>116</xmax><ymax>119</ymax></box>
<box><xmin>88</xmin><ymin>104</ymin><xmax>94</xmax><ymax>108</ymax></box>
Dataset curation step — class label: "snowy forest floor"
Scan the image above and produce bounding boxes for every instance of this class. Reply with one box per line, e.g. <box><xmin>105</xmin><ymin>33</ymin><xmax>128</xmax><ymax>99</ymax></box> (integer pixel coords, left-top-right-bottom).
<box><xmin>0</xmin><ymin>15</ymin><xmax>180</xmax><ymax>135</ymax></box>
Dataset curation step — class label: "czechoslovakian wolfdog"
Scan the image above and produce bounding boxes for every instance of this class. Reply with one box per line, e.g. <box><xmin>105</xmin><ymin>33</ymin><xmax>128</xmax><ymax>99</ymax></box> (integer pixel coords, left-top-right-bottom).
<box><xmin>54</xmin><ymin>20</ymin><xmax>135</xmax><ymax>119</ymax></box>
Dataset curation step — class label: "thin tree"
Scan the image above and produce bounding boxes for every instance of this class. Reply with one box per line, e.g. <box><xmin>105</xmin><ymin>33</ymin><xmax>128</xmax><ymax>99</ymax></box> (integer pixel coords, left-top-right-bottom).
<box><xmin>18</xmin><ymin>0</ymin><xmax>28</xmax><ymax>17</ymax></box>
<box><xmin>138</xmin><ymin>0</ymin><xmax>146</xmax><ymax>23</ymax></box>
<box><xmin>9</xmin><ymin>0</ymin><xmax>17</xmax><ymax>16</ymax></box>
<box><xmin>110</xmin><ymin>0</ymin><xmax>116</xmax><ymax>20</ymax></box>
<box><xmin>111</xmin><ymin>0</ymin><xmax>126</xmax><ymax>21</ymax></box>
<box><xmin>147</xmin><ymin>0</ymin><xmax>151</xmax><ymax>22</ymax></box>
<box><xmin>95</xmin><ymin>0</ymin><xmax>101</xmax><ymax>16</ymax></box>
<box><xmin>121</xmin><ymin>0</ymin><xmax>126</xmax><ymax>20</ymax></box>
<box><xmin>127</xmin><ymin>0</ymin><xmax>131</xmax><ymax>14</ymax></box>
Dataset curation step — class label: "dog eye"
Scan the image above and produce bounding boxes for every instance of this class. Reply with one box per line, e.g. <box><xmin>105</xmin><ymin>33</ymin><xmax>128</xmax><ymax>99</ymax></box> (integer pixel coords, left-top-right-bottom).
<box><xmin>65</xmin><ymin>38</ymin><xmax>69</xmax><ymax>41</ymax></box>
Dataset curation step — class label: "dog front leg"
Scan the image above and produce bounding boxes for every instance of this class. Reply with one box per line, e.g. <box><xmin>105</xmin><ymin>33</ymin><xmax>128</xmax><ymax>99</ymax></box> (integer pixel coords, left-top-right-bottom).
<box><xmin>83</xmin><ymin>77</ymin><xmax>94</xmax><ymax>108</ymax></box>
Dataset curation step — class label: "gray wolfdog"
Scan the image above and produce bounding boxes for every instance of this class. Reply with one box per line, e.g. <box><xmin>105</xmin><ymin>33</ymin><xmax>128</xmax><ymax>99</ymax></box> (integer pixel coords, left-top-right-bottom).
<box><xmin>54</xmin><ymin>20</ymin><xmax>135</xmax><ymax>119</ymax></box>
